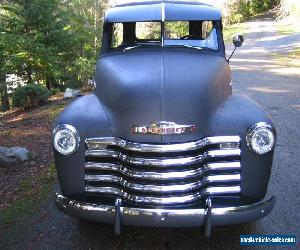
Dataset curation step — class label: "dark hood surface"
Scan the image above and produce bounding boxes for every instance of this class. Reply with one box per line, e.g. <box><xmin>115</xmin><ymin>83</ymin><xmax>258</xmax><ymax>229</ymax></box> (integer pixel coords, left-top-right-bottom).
<box><xmin>95</xmin><ymin>48</ymin><xmax>231</xmax><ymax>143</ymax></box>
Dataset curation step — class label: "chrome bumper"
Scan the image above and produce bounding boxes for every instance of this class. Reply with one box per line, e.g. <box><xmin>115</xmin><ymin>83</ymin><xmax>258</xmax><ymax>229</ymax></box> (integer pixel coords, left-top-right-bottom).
<box><xmin>55</xmin><ymin>192</ymin><xmax>275</xmax><ymax>233</ymax></box>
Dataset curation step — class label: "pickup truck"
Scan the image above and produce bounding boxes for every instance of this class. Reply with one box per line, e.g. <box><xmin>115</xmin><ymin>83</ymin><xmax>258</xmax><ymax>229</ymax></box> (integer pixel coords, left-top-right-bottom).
<box><xmin>52</xmin><ymin>1</ymin><xmax>276</xmax><ymax>236</ymax></box>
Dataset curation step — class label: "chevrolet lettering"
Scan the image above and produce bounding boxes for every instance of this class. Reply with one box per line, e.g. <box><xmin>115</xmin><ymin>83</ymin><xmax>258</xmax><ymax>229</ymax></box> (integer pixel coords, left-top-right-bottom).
<box><xmin>131</xmin><ymin>122</ymin><xmax>197</xmax><ymax>135</ymax></box>
<box><xmin>52</xmin><ymin>1</ymin><xmax>276</xmax><ymax>237</ymax></box>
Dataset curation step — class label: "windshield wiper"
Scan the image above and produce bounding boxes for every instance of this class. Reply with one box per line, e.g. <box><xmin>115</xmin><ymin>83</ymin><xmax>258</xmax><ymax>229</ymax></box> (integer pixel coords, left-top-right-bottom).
<box><xmin>123</xmin><ymin>45</ymin><xmax>143</xmax><ymax>51</ymax></box>
<box><xmin>123</xmin><ymin>43</ymin><xmax>161</xmax><ymax>52</ymax></box>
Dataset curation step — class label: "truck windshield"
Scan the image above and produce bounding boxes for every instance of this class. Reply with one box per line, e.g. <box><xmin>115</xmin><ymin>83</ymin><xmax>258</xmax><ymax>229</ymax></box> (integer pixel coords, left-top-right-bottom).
<box><xmin>108</xmin><ymin>20</ymin><xmax>218</xmax><ymax>51</ymax></box>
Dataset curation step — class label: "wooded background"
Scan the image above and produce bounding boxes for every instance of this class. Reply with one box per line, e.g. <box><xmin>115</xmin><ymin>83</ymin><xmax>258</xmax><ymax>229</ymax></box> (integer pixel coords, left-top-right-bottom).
<box><xmin>0</xmin><ymin>0</ymin><xmax>294</xmax><ymax>112</ymax></box>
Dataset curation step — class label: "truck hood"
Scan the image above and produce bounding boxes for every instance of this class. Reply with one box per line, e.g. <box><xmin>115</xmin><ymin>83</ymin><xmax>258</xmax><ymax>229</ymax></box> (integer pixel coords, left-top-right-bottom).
<box><xmin>95</xmin><ymin>48</ymin><xmax>231</xmax><ymax>143</ymax></box>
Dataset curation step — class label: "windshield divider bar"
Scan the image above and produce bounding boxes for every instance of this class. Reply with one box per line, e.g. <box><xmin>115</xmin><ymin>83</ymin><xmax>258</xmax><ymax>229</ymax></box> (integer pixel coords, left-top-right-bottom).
<box><xmin>161</xmin><ymin>1</ymin><xmax>165</xmax><ymax>46</ymax></box>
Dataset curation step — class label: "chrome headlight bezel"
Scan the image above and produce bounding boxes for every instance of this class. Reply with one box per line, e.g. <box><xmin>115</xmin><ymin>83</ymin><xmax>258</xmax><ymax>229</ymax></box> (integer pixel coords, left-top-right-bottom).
<box><xmin>52</xmin><ymin>124</ymin><xmax>80</xmax><ymax>155</ymax></box>
<box><xmin>246</xmin><ymin>122</ymin><xmax>275</xmax><ymax>155</ymax></box>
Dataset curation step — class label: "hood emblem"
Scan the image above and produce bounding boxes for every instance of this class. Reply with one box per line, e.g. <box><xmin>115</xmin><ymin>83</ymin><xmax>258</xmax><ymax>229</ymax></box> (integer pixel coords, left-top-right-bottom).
<box><xmin>131</xmin><ymin>121</ymin><xmax>196</xmax><ymax>135</ymax></box>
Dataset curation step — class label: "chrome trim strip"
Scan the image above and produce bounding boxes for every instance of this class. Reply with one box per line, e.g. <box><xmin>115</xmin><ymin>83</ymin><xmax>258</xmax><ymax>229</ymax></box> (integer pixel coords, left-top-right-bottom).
<box><xmin>85</xmin><ymin>162</ymin><xmax>241</xmax><ymax>181</ymax></box>
<box><xmin>85</xmin><ymin>136</ymin><xmax>241</xmax><ymax>153</ymax></box>
<box><xmin>85</xmin><ymin>174</ymin><xmax>241</xmax><ymax>193</ymax></box>
<box><xmin>85</xmin><ymin>149</ymin><xmax>241</xmax><ymax>167</ymax></box>
<box><xmin>55</xmin><ymin>193</ymin><xmax>276</xmax><ymax>227</ymax></box>
<box><xmin>85</xmin><ymin>186</ymin><xmax>241</xmax><ymax>205</ymax></box>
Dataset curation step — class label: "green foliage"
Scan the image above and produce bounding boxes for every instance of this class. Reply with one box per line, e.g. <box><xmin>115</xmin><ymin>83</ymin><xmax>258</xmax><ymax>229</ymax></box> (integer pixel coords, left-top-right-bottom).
<box><xmin>67</xmin><ymin>57</ymin><xmax>96</xmax><ymax>89</ymax></box>
<box><xmin>49</xmin><ymin>88</ymin><xmax>61</xmax><ymax>96</ymax></box>
<box><xmin>234</xmin><ymin>0</ymin><xmax>251</xmax><ymax>23</ymax></box>
<box><xmin>12</xmin><ymin>84</ymin><xmax>50</xmax><ymax>109</ymax></box>
<box><xmin>225</xmin><ymin>0</ymin><xmax>280</xmax><ymax>25</ymax></box>
<box><xmin>165</xmin><ymin>21</ymin><xmax>189</xmax><ymax>38</ymax></box>
<box><xmin>0</xmin><ymin>0</ymin><xmax>108</xmax><ymax>111</ymax></box>
<box><xmin>249</xmin><ymin>0</ymin><xmax>270</xmax><ymax>15</ymax></box>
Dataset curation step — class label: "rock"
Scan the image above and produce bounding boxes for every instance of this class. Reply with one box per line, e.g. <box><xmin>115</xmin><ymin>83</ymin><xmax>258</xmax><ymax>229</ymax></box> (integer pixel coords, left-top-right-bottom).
<box><xmin>10</xmin><ymin>147</ymin><xmax>29</xmax><ymax>161</ymax></box>
<box><xmin>0</xmin><ymin>147</ymin><xmax>8</xmax><ymax>155</ymax></box>
<box><xmin>63</xmin><ymin>88</ymin><xmax>81</xmax><ymax>99</ymax></box>
<box><xmin>0</xmin><ymin>146</ymin><xmax>29</xmax><ymax>167</ymax></box>
<box><xmin>0</xmin><ymin>154</ymin><xmax>19</xmax><ymax>167</ymax></box>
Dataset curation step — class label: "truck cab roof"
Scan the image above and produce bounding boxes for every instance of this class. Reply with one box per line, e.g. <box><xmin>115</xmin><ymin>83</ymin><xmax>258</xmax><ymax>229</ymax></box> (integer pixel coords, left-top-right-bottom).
<box><xmin>105</xmin><ymin>1</ymin><xmax>222</xmax><ymax>23</ymax></box>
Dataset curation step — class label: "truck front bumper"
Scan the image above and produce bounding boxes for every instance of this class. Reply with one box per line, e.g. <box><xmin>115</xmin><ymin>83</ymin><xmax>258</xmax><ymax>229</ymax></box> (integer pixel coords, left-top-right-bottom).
<box><xmin>55</xmin><ymin>192</ymin><xmax>275</xmax><ymax>234</ymax></box>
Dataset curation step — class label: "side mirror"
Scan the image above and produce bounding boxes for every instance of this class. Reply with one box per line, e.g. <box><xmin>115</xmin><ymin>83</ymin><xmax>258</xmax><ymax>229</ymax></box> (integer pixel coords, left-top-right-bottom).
<box><xmin>227</xmin><ymin>34</ymin><xmax>244</xmax><ymax>62</ymax></box>
<box><xmin>233</xmin><ymin>34</ymin><xmax>244</xmax><ymax>47</ymax></box>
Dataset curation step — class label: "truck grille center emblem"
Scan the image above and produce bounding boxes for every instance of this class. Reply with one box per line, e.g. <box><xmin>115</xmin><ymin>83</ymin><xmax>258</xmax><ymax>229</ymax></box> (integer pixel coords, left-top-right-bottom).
<box><xmin>131</xmin><ymin>121</ymin><xmax>197</xmax><ymax>135</ymax></box>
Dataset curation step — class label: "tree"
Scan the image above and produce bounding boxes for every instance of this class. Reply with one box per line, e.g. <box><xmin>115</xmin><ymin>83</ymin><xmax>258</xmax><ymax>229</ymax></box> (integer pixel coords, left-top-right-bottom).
<box><xmin>0</xmin><ymin>75</ymin><xmax>10</xmax><ymax>112</ymax></box>
<box><xmin>0</xmin><ymin>2</ymin><xmax>14</xmax><ymax>111</ymax></box>
<box><xmin>63</xmin><ymin>0</ymin><xmax>109</xmax><ymax>88</ymax></box>
<box><xmin>0</xmin><ymin>0</ymin><xmax>109</xmax><ymax>111</ymax></box>
<box><xmin>0</xmin><ymin>38</ymin><xmax>9</xmax><ymax>111</ymax></box>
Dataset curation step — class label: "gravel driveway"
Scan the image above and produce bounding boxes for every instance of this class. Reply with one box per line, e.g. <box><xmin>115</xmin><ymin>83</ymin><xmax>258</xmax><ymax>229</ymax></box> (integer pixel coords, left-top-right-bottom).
<box><xmin>1</xmin><ymin>15</ymin><xmax>299</xmax><ymax>250</ymax></box>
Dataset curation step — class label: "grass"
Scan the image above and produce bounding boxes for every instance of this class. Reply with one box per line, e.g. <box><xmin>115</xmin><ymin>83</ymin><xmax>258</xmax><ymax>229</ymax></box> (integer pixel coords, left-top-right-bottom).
<box><xmin>0</xmin><ymin>164</ymin><xmax>56</xmax><ymax>228</ymax></box>
<box><xmin>33</xmin><ymin>98</ymin><xmax>68</xmax><ymax>122</ymax></box>
<box><xmin>272</xmin><ymin>48</ymin><xmax>300</xmax><ymax>67</ymax></box>
<box><xmin>223</xmin><ymin>22</ymin><xmax>248</xmax><ymax>44</ymax></box>
<box><xmin>276</xmin><ymin>7</ymin><xmax>300</xmax><ymax>36</ymax></box>
<box><xmin>277</xmin><ymin>23</ymin><xmax>299</xmax><ymax>35</ymax></box>
<box><xmin>47</xmin><ymin>103</ymin><xmax>66</xmax><ymax>121</ymax></box>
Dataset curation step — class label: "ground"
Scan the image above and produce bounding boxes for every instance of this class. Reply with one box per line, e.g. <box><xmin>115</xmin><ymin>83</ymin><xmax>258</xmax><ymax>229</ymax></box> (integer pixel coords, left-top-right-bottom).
<box><xmin>0</xmin><ymin>95</ymin><xmax>69</xmax><ymax>211</ymax></box>
<box><xmin>0</xmin><ymin>14</ymin><xmax>299</xmax><ymax>249</ymax></box>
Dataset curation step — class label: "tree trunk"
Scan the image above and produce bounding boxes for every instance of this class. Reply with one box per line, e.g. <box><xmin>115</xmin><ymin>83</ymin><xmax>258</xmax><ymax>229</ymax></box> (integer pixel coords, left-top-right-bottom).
<box><xmin>0</xmin><ymin>74</ymin><xmax>10</xmax><ymax>112</ymax></box>
<box><xmin>94</xmin><ymin>1</ymin><xmax>98</xmax><ymax>55</ymax></box>
<box><xmin>27</xmin><ymin>65</ymin><xmax>33</xmax><ymax>84</ymax></box>
<box><xmin>46</xmin><ymin>76</ymin><xmax>53</xmax><ymax>90</ymax></box>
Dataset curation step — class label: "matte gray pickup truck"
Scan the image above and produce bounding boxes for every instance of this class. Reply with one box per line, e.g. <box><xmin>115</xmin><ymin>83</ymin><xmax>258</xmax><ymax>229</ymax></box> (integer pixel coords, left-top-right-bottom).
<box><xmin>53</xmin><ymin>1</ymin><xmax>276</xmax><ymax>236</ymax></box>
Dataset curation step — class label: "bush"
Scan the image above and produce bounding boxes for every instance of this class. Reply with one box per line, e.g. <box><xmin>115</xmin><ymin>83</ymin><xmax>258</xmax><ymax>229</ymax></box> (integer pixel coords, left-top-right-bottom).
<box><xmin>224</xmin><ymin>0</ymin><xmax>279</xmax><ymax>25</ymax></box>
<box><xmin>225</xmin><ymin>0</ymin><xmax>251</xmax><ymax>25</ymax></box>
<box><xmin>230</xmin><ymin>13</ymin><xmax>245</xmax><ymax>23</ymax></box>
<box><xmin>12</xmin><ymin>84</ymin><xmax>50</xmax><ymax>109</ymax></box>
<box><xmin>49</xmin><ymin>88</ymin><xmax>61</xmax><ymax>96</ymax></box>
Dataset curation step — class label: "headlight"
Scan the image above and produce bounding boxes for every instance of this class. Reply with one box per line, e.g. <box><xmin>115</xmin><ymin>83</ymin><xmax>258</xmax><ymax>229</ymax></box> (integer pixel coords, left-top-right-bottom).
<box><xmin>246</xmin><ymin>122</ymin><xmax>275</xmax><ymax>154</ymax></box>
<box><xmin>53</xmin><ymin>124</ymin><xmax>80</xmax><ymax>155</ymax></box>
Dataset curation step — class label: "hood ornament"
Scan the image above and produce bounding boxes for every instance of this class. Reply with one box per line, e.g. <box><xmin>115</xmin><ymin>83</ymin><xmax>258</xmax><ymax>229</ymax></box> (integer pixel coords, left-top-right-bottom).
<box><xmin>131</xmin><ymin>121</ymin><xmax>196</xmax><ymax>135</ymax></box>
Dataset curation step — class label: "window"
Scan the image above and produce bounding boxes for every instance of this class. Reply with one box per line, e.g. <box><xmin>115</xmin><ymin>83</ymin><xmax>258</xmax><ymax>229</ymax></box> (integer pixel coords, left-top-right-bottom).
<box><xmin>164</xmin><ymin>21</ymin><xmax>218</xmax><ymax>50</ymax></box>
<box><xmin>202</xmin><ymin>21</ymin><xmax>214</xmax><ymax>39</ymax></box>
<box><xmin>109</xmin><ymin>22</ymin><xmax>161</xmax><ymax>49</ymax></box>
<box><xmin>136</xmin><ymin>22</ymin><xmax>161</xmax><ymax>40</ymax></box>
<box><xmin>111</xmin><ymin>23</ymin><xmax>123</xmax><ymax>48</ymax></box>
<box><xmin>165</xmin><ymin>21</ymin><xmax>189</xmax><ymax>39</ymax></box>
<box><xmin>108</xmin><ymin>21</ymin><xmax>218</xmax><ymax>51</ymax></box>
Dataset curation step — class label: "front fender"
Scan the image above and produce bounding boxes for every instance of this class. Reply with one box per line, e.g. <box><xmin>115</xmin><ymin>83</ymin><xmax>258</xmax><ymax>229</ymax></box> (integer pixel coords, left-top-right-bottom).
<box><xmin>213</xmin><ymin>94</ymin><xmax>276</xmax><ymax>202</ymax></box>
<box><xmin>53</xmin><ymin>94</ymin><xmax>111</xmax><ymax>197</ymax></box>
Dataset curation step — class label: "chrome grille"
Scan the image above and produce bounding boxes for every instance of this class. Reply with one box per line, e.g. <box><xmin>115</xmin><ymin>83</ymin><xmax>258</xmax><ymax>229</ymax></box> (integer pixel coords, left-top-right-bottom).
<box><xmin>85</xmin><ymin>136</ymin><xmax>241</xmax><ymax>206</ymax></box>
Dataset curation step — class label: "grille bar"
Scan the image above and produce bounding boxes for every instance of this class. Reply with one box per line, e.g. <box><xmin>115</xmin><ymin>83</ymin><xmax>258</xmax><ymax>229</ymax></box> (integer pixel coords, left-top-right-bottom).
<box><xmin>85</xmin><ymin>161</ymin><xmax>241</xmax><ymax>181</ymax></box>
<box><xmin>86</xmin><ymin>136</ymin><xmax>241</xmax><ymax>153</ymax></box>
<box><xmin>85</xmin><ymin>173</ymin><xmax>241</xmax><ymax>193</ymax></box>
<box><xmin>85</xmin><ymin>149</ymin><xmax>241</xmax><ymax>167</ymax></box>
<box><xmin>85</xmin><ymin>186</ymin><xmax>241</xmax><ymax>206</ymax></box>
